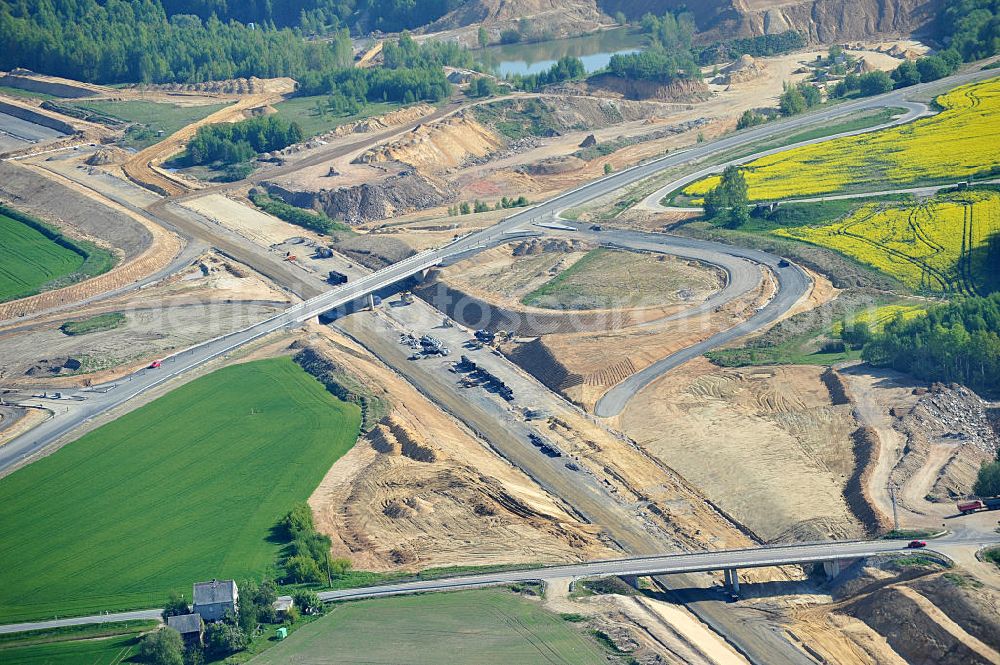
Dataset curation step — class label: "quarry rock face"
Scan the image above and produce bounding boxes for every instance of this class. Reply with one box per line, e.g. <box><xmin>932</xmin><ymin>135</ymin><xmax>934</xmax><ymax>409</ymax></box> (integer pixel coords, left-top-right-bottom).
<box><xmin>738</xmin><ymin>0</ymin><xmax>939</xmax><ymax>42</ymax></box>
<box><xmin>263</xmin><ymin>170</ymin><xmax>452</xmax><ymax>224</ymax></box>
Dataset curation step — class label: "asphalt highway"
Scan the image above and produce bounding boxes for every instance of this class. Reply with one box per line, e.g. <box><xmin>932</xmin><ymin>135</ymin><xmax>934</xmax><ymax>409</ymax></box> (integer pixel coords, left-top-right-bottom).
<box><xmin>3</xmin><ymin>535</ymin><xmax>995</xmax><ymax>635</ymax></box>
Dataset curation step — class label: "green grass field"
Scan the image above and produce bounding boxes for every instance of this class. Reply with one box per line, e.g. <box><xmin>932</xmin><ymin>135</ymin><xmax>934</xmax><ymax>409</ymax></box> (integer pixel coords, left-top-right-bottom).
<box><xmin>0</xmin><ymin>84</ymin><xmax>59</xmax><ymax>101</ymax></box>
<box><xmin>0</xmin><ymin>621</ymin><xmax>156</xmax><ymax>665</ymax></box>
<box><xmin>272</xmin><ymin>96</ymin><xmax>399</xmax><ymax>138</ymax></box>
<box><xmin>60</xmin><ymin>311</ymin><xmax>127</xmax><ymax>336</ymax></box>
<box><xmin>250</xmin><ymin>589</ymin><xmax>612</xmax><ymax>665</ymax></box>
<box><xmin>0</xmin><ymin>213</ymin><xmax>86</xmax><ymax>302</ymax></box>
<box><xmin>67</xmin><ymin>99</ymin><xmax>230</xmax><ymax>148</ymax></box>
<box><xmin>0</xmin><ymin>357</ymin><xmax>361</xmax><ymax>623</ymax></box>
<box><xmin>0</xmin><ymin>632</ymin><xmax>140</xmax><ymax>664</ymax></box>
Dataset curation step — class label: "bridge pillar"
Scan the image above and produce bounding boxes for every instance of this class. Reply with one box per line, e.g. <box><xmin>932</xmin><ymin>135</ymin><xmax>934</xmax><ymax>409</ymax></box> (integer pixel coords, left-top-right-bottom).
<box><xmin>725</xmin><ymin>568</ymin><xmax>740</xmax><ymax>595</ymax></box>
<box><xmin>619</xmin><ymin>574</ymin><xmax>640</xmax><ymax>590</ymax></box>
<box><xmin>823</xmin><ymin>560</ymin><xmax>842</xmax><ymax>579</ymax></box>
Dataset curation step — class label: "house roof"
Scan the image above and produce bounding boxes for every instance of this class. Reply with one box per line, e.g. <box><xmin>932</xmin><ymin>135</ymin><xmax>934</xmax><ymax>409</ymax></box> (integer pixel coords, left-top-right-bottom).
<box><xmin>273</xmin><ymin>597</ymin><xmax>294</xmax><ymax>611</ymax></box>
<box><xmin>193</xmin><ymin>579</ymin><xmax>237</xmax><ymax>606</ymax></box>
<box><xmin>167</xmin><ymin>613</ymin><xmax>202</xmax><ymax>634</ymax></box>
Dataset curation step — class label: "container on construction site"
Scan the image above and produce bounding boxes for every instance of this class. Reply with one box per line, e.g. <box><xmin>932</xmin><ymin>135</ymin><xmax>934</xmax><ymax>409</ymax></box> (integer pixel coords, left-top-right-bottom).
<box><xmin>316</xmin><ymin>246</ymin><xmax>334</xmax><ymax>258</ymax></box>
<box><xmin>957</xmin><ymin>497</ymin><xmax>1000</xmax><ymax>513</ymax></box>
<box><xmin>327</xmin><ymin>270</ymin><xmax>348</xmax><ymax>285</ymax></box>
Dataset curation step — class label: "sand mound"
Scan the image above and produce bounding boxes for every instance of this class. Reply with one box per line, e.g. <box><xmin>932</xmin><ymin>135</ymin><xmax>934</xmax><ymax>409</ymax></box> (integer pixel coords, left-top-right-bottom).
<box><xmin>721</xmin><ymin>54</ymin><xmax>767</xmax><ymax>84</ymax></box>
<box><xmin>354</xmin><ymin>114</ymin><xmax>502</xmax><ymax>171</ymax></box>
<box><xmin>85</xmin><ymin>147</ymin><xmax>127</xmax><ymax>166</ymax></box>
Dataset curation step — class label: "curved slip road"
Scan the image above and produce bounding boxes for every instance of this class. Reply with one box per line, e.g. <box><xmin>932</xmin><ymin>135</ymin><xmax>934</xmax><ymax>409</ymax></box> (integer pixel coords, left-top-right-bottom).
<box><xmin>593</xmin><ymin>230</ymin><xmax>811</xmax><ymax>418</ymax></box>
<box><xmin>3</xmin><ymin>534</ymin><xmax>996</xmax><ymax>635</ymax></box>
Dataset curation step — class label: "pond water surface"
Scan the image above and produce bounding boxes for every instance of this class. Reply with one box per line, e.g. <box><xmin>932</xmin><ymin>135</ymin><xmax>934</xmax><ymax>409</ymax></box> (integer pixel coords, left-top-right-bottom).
<box><xmin>481</xmin><ymin>28</ymin><xmax>646</xmax><ymax>78</ymax></box>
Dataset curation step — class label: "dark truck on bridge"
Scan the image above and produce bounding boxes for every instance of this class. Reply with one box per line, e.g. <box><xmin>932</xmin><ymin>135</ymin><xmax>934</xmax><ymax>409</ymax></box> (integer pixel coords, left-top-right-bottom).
<box><xmin>957</xmin><ymin>497</ymin><xmax>1000</xmax><ymax>514</ymax></box>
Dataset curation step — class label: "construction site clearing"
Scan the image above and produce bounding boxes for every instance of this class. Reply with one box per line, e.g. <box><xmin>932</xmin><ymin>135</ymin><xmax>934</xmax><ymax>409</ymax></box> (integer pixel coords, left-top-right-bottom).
<box><xmin>0</xmin><ymin>40</ymin><xmax>998</xmax><ymax>665</ymax></box>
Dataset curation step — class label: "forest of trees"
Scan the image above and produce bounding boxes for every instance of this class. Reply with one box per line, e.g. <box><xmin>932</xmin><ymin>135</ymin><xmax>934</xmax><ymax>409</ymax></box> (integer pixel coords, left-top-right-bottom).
<box><xmin>0</xmin><ymin>0</ymin><xmax>352</xmax><ymax>84</ymax></box>
<box><xmin>611</xmin><ymin>12</ymin><xmax>701</xmax><ymax>83</ymax></box>
<box><xmin>939</xmin><ymin>0</ymin><xmax>1000</xmax><ymax>62</ymax></box>
<box><xmin>507</xmin><ymin>56</ymin><xmax>585</xmax><ymax>91</ymax></box>
<box><xmin>297</xmin><ymin>65</ymin><xmax>451</xmax><ymax>103</ymax></box>
<box><xmin>695</xmin><ymin>30</ymin><xmax>807</xmax><ymax>65</ymax></box>
<box><xmin>382</xmin><ymin>33</ymin><xmax>475</xmax><ymax>70</ymax></box>
<box><xmin>181</xmin><ymin>115</ymin><xmax>303</xmax><ymax>167</ymax></box>
<box><xmin>164</xmin><ymin>0</ymin><xmax>461</xmax><ymax>34</ymax></box>
<box><xmin>862</xmin><ymin>294</ymin><xmax>1000</xmax><ymax>395</ymax></box>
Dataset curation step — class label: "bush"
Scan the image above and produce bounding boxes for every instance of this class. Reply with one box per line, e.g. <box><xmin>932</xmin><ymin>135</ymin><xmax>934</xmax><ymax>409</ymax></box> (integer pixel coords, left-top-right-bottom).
<box><xmin>737</xmin><ymin>109</ymin><xmax>767</xmax><ymax>129</ymax></box>
<box><xmin>279</xmin><ymin>503</ymin><xmax>315</xmax><ymax>539</ymax></box>
<box><xmin>858</xmin><ymin>70</ymin><xmax>894</xmax><ymax>96</ymax></box>
<box><xmin>285</xmin><ymin>554</ymin><xmax>324</xmax><ymax>583</ymax></box>
<box><xmin>779</xmin><ymin>84</ymin><xmax>806</xmax><ymax>115</ymax></box>
<box><xmin>249</xmin><ymin>191</ymin><xmax>350</xmax><ymax>235</ymax></box>
<box><xmin>467</xmin><ymin>77</ymin><xmax>499</xmax><ymax>98</ymax></box>
<box><xmin>892</xmin><ymin>60</ymin><xmax>921</xmax><ymax>87</ymax></box>
<box><xmin>204</xmin><ymin>621</ymin><xmax>247</xmax><ymax>656</ymax></box>
<box><xmin>916</xmin><ymin>55</ymin><xmax>953</xmax><ymax>82</ymax></box>
<box><xmin>500</xmin><ymin>29</ymin><xmax>521</xmax><ymax>44</ymax></box>
<box><xmin>292</xmin><ymin>589</ymin><xmax>324</xmax><ymax>615</ymax></box>
<box><xmin>138</xmin><ymin>628</ymin><xmax>184</xmax><ymax>665</ymax></box>
<box><xmin>974</xmin><ymin>460</ymin><xmax>1000</xmax><ymax>497</ymax></box>
<box><xmin>161</xmin><ymin>592</ymin><xmax>191</xmax><ymax>621</ymax></box>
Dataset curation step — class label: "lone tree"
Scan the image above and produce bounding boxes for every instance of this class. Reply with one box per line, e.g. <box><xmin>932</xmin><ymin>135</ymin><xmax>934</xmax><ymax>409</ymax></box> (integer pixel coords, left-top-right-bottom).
<box><xmin>478</xmin><ymin>25</ymin><xmax>489</xmax><ymax>48</ymax></box>
<box><xmin>704</xmin><ymin>165</ymin><xmax>750</xmax><ymax>227</ymax></box>
<box><xmin>779</xmin><ymin>82</ymin><xmax>806</xmax><ymax>115</ymax></box>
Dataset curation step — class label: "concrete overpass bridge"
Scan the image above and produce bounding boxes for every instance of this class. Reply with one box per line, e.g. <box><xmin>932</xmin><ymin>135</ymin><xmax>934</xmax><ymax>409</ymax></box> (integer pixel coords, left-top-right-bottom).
<box><xmin>2</xmin><ymin>535</ymin><xmax>994</xmax><ymax>635</ymax></box>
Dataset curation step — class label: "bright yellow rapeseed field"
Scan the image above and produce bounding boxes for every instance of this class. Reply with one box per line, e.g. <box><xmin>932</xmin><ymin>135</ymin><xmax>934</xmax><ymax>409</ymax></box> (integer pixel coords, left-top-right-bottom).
<box><xmin>685</xmin><ymin>77</ymin><xmax>1000</xmax><ymax>200</ymax></box>
<box><xmin>832</xmin><ymin>303</ymin><xmax>926</xmax><ymax>336</ymax></box>
<box><xmin>774</xmin><ymin>190</ymin><xmax>1000</xmax><ymax>294</ymax></box>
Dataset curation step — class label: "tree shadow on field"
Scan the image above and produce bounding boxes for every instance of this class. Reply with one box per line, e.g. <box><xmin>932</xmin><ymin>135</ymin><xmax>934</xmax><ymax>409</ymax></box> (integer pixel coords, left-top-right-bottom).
<box><xmin>966</xmin><ymin>231</ymin><xmax>1000</xmax><ymax>295</ymax></box>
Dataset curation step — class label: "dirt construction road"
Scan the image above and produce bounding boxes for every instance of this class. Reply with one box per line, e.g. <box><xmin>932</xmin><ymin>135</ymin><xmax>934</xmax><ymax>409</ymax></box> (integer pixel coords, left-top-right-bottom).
<box><xmin>121</xmin><ymin>80</ymin><xmax>296</xmax><ymax>196</ymax></box>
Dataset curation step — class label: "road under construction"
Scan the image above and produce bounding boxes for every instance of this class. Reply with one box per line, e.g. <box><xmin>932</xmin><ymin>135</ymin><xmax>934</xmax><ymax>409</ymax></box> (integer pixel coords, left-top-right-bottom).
<box><xmin>3</xmin><ymin>66</ymin><xmax>998</xmax><ymax>665</ymax></box>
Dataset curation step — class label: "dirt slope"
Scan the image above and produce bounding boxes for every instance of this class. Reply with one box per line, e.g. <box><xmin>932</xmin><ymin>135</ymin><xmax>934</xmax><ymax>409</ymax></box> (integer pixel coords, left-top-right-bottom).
<box><xmin>428</xmin><ymin>0</ymin><xmax>609</xmax><ymax>39</ymax></box>
<box><xmin>354</xmin><ymin>114</ymin><xmax>502</xmax><ymax>171</ymax></box>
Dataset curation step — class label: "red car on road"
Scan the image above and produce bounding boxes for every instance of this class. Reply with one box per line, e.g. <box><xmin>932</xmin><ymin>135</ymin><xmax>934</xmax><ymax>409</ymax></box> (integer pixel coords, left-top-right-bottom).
<box><xmin>906</xmin><ymin>540</ymin><xmax>927</xmax><ymax>549</ymax></box>
<box><xmin>149</xmin><ymin>360</ymin><xmax>162</xmax><ymax>369</ymax></box>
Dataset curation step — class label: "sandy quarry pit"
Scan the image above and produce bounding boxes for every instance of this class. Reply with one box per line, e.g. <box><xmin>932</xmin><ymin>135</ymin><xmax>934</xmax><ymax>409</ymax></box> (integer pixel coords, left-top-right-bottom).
<box><xmin>620</xmin><ymin>359</ymin><xmax>864</xmax><ymax>543</ymax></box>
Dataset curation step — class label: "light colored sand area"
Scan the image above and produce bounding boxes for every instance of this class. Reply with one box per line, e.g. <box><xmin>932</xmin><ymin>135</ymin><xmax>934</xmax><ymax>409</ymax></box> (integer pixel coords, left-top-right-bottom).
<box><xmin>621</xmin><ymin>361</ymin><xmax>862</xmax><ymax>542</ymax></box>
<box><xmin>181</xmin><ymin>193</ymin><xmax>313</xmax><ymax>246</ymax></box>
<box><xmin>442</xmin><ymin>243</ymin><xmax>724</xmax><ymax>313</ymax></box>
<box><xmin>305</xmin><ymin>326</ymin><xmax>610</xmax><ymax>572</ymax></box>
